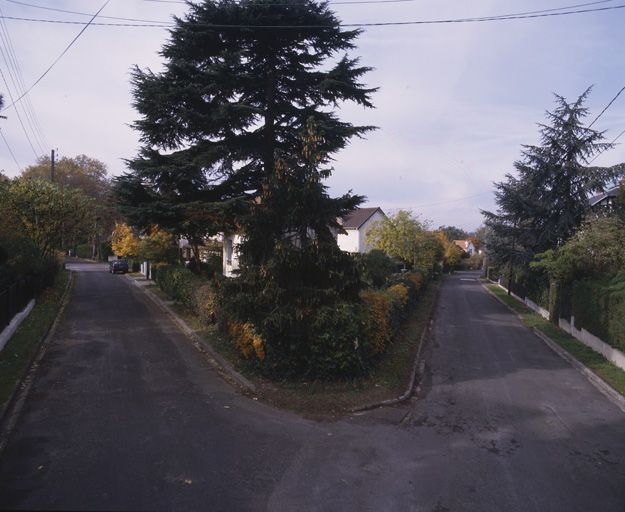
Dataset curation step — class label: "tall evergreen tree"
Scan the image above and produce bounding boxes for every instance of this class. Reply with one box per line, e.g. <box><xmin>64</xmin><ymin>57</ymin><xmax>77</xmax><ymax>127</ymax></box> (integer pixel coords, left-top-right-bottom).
<box><xmin>114</xmin><ymin>0</ymin><xmax>376</xmax><ymax>256</ymax></box>
<box><xmin>483</xmin><ymin>88</ymin><xmax>625</xmax><ymax>267</ymax></box>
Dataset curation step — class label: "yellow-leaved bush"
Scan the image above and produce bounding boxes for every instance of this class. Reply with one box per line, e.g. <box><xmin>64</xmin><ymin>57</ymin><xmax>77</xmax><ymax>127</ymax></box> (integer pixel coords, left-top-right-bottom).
<box><xmin>387</xmin><ymin>283</ymin><xmax>409</xmax><ymax>306</ymax></box>
<box><xmin>360</xmin><ymin>289</ymin><xmax>392</xmax><ymax>355</ymax></box>
<box><xmin>228</xmin><ymin>320</ymin><xmax>266</xmax><ymax>361</ymax></box>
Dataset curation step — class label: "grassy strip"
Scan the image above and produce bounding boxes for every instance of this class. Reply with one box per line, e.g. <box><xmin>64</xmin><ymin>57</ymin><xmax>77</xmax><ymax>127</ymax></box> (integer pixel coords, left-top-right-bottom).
<box><xmin>0</xmin><ymin>270</ymin><xmax>71</xmax><ymax>408</ymax></box>
<box><xmin>158</xmin><ymin>278</ymin><xmax>441</xmax><ymax>416</ymax></box>
<box><xmin>485</xmin><ymin>283</ymin><xmax>625</xmax><ymax>397</ymax></box>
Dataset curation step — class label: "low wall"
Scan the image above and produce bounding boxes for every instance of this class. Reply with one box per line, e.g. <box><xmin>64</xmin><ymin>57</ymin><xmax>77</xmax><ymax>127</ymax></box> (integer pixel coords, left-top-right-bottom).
<box><xmin>492</xmin><ymin>280</ymin><xmax>625</xmax><ymax>373</ymax></box>
<box><xmin>559</xmin><ymin>316</ymin><xmax>625</xmax><ymax>372</ymax></box>
<box><xmin>496</xmin><ymin>282</ymin><xmax>549</xmax><ymax>320</ymax></box>
<box><xmin>0</xmin><ymin>299</ymin><xmax>35</xmax><ymax>352</ymax></box>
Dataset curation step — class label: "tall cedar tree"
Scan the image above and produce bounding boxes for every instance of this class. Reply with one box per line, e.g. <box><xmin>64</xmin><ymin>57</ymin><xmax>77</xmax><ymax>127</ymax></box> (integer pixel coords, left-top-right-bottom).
<box><xmin>483</xmin><ymin>88</ymin><xmax>625</xmax><ymax>269</ymax></box>
<box><xmin>115</xmin><ymin>0</ymin><xmax>376</xmax><ymax>259</ymax></box>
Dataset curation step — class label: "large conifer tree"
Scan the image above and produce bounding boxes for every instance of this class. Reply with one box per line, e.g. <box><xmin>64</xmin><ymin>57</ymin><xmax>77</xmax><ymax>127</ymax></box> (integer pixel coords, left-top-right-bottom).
<box><xmin>483</xmin><ymin>89</ymin><xmax>624</xmax><ymax>265</ymax></box>
<box><xmin>115</xmin><ymin>0</ymin><xmax>375</xmax><ymax>254</ymax></box>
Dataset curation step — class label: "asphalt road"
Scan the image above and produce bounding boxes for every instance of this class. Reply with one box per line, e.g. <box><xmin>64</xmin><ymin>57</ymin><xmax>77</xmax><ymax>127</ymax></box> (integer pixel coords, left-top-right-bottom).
<box><xmin>0</xmin><ymin>265</ymin><xmax>623</xmax><ymax>511</ymax></box>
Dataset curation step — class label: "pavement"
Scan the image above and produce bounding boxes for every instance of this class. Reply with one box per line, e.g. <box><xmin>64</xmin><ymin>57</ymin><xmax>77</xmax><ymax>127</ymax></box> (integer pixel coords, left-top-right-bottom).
<box><xmin>0</xmin><ymin>264</ymin><xmax>624</xmax><ymax>511</ymax></box>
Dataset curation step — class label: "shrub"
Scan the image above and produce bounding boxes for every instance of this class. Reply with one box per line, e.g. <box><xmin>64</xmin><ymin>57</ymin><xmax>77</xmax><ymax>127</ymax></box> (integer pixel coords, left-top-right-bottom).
<box><xmin>355</xmin><ymin>249</ymin><xmax>398</xmax><ymax>288</ymax></box>
<box><xmin>572</xmin><ymin>272</ymin><xmax>625</xmax><ymax>351</ymax></box>
<box><xmin>228</xmin><ymin>320</ymin><xmax>265</xmax><ymax>361</ymax></box>
<box><xmin>75</xmin><ymin>243</ymin><xmax>92</xmax><ymax>259</ymax></box>
<box><xmin>387</xmin><ymin>283</ymin><xmax>409</xmax><ymax>306</ymax></box>
<box><xmin>360</xmin><ymin>289</ymin><xmax>393</xmax><ymax>355</ymax></box>
<box><xmin>194</xmin><ymin>284</ymin><xmax>217</xmax><ymax>325</ymax></box>
<box><xmin>154</xmin><ymin>265</ymin><xmax>203</xmax><ymax>308</ymax></box>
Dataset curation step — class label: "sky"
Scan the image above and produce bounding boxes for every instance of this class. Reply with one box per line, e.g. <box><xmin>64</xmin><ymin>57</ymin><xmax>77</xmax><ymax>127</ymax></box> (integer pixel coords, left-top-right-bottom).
<box><xmin>0</xmin><ymin>0</ymin><xmax>624</xmax><ymax>231</ymax></box>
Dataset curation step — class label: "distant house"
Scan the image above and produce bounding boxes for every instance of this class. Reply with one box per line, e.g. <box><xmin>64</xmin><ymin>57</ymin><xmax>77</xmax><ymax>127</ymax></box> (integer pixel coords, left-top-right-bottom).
<box><xmin>589</xmin><ymin>185</ymin><xmax>621</xmax><ymax>212</ymax></box>
<box><xmin>453</xmin><ymin>239</ymin><xmax>477</xmax><ymax>256</ymax></box>
<box><xmin>222</xmin><ymin>207</ymin><xmax>386</xmax><ymax>277</ymax></box>
<box><xmin>336</xmin><ymin>207</ymin><xmax>386</xmax><ymax>254</ymax></box>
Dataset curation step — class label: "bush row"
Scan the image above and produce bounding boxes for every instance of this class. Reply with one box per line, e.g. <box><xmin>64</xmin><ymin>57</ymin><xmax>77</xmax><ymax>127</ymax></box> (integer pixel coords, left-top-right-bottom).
<box><xmin>151</xmin><ymin>263</ymin><xmax>427</xmax><ymax>379</ymax></box>
<box><xmin>153</xmin><ymin>265</ymin><xmax>217</xmax><ymax>325</ymax></box>
<box><xmin>360</xmin><ymin>272</ymin><xmax>425</xmax><ymax>357</ymax></box>
<box><xmin>572</xmin><ymin>272</ymin><xmax>625</xmax><ymax>352</ymax></box>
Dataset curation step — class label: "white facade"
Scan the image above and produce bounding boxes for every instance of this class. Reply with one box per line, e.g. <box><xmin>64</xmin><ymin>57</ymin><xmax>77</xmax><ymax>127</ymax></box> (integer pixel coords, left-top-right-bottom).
<box><xmin>223</xmin><ymin>233</ymin><xmax>242</xmax><ymax>277</ymax></box>
<box><xmin>336</xmin><ymin>210</ymin><xmax>386</xmax><ymax>254</ymax></box>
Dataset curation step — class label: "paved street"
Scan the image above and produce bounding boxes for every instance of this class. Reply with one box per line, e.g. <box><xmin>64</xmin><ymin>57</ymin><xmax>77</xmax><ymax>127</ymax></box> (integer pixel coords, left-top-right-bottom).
<box><xmin>0</xmin><ymin>265</ymin><xmax>624</xmax><ymax>511</ymax></box>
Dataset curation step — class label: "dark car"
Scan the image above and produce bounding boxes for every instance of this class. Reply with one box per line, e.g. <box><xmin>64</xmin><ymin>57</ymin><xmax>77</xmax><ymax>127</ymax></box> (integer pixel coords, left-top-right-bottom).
<box><xmin>109</xmin><ymin>259</ymin><xmax>129</xmax><ymax>274</ymax></box>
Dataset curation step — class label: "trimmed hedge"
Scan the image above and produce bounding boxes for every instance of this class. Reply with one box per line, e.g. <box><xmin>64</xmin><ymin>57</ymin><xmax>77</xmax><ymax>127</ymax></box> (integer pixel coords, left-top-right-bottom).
<box><xmin>360</xmin><ymin>272</ymin><xmax>426</xmax><ymax>357</ymax></box>
<box><xmin>572</xmin><ymin>272</ymin><xmax>625</xmax><ymax>352</ymax></box>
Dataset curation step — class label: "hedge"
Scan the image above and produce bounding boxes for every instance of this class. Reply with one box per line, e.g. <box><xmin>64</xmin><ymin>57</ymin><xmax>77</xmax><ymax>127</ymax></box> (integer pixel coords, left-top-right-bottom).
<box><xmin>572</xmin><ymin>272</ymin><xmax>625</xmax><ymax>352</ymax></box>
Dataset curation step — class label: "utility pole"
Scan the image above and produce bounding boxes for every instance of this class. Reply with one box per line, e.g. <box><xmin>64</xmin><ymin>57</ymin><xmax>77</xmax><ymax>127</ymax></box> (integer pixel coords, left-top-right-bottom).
<box><xmin>51</xmin><ymin>149</ymin><xmax>55</xmax><ymax>182</ymax></box>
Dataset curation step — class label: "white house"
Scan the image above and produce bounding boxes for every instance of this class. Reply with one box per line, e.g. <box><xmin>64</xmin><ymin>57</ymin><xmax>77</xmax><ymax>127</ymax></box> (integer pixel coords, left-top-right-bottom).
<box><xmin>221</xmin><ymin>207</ymin><xmax>386</xmax><ymax>277</ymax></box>
<box><xmin>336</xmin><ymin>207</ymin><xmax>386</xmax><ymax>254</ymax></box>
<box><xmin>453</xmin><ymin>239</ymin><xmax>477</xmax><ymax>256</ymax></box>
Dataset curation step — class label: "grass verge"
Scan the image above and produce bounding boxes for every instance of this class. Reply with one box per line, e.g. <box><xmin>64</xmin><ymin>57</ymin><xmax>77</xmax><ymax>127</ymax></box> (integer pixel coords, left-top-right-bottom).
<box><xmin>0</xmin><ymin>270</ymin><xmax>71</xmax><ymax>409</ymax></box>
<box><xmin>485</xmin><ymin>283</ymin><xmax>625</xmax><ymax>397</ymax></box>
<box><xmin>159</xmin><ymin>278</ymin><xmax>441</xmax><ymax>418</ymax></box>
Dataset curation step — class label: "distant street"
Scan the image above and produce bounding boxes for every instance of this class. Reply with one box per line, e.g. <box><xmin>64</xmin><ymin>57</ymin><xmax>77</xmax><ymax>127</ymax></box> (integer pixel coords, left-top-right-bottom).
<box><xmin>0</xmin><ymin>264</ymin><xmax>624</xmax><ymax>511</ymax></box>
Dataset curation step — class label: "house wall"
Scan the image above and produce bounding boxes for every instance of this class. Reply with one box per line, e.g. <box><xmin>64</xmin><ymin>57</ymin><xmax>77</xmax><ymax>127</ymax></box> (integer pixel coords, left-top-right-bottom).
<box><xmin>337</xmin><ymin>229</ymin><xmax>360</xmax><ymax>253</ymax></box>
<box><xmin>223</xmin><ymin>233</ymin><xmax>242</xmax><ymax>277</ymax></box>
<box><xmin>359</xmin><ymin>211</ymin><xmax>386</xmax><ymax>253</ymax></box>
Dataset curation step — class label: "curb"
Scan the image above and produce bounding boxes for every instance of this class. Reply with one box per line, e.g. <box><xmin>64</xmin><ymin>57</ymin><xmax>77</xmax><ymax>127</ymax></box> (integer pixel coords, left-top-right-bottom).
<box><xmin>481</xmin><ymin>282</ymin><xmax>625</xmax><ymax>415</ymax></box>
<box><xmin>351</xmin><ymin>279</ymin><xmax>442</xmax><ymax>413</ymax></box>
<box><xmin>0</xmin><ymin>270</ymin><xmax>75</xmax><ymax>453</ymax></box>
<box><xmin>126</xmin><ymin>276</ymin><xmax>257</xmax><ymax>395</ymax></box>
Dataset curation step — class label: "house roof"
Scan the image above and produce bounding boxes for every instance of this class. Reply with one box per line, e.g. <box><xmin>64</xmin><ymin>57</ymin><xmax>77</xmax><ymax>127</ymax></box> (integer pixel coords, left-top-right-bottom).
<box><xmin>453</xmin><ymin>240</ymin><xmax>470</xmax><ymax>251</ymax></box>
<box><xmin>341</xmin><ymin>207</ymin><xmax>384</xmax><ymax>229</ymax></box>
<box><xmin>589</xmin><ymin>185</ymin><xmax>621</xmax><ymax>207</ymax></box>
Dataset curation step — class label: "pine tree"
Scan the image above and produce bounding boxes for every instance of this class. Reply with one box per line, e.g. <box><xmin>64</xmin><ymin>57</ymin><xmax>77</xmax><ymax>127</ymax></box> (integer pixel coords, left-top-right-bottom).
<box><xmin>483</xmin><ymin>88</ymin><xmax>625</xmax><ymax>265</ymax></box>
<box><xmin>114</xmin><ymin>0</ymin><xmax>376</xmax><ymax>255</ymax></box>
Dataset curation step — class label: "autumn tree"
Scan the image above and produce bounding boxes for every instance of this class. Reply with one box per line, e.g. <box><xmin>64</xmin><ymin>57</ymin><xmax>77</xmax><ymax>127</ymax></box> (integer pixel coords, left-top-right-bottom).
<box><xmin>22</xmin><ymin>154</ymin><xmax>119</xmax><ymax>258</ymax></box>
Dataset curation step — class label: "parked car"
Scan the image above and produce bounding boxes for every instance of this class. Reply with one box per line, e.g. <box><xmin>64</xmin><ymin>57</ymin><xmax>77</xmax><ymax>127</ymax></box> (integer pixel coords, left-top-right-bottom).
<box><xmin>109</xmin><ymin>259</ymin><xmax>129</xmax><ymax>274</ymax></box>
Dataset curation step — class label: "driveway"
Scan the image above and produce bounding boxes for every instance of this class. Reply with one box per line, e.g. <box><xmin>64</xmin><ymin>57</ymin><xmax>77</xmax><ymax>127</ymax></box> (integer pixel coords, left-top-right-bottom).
<box><xmin>0</xmin><ymin>265</ymin><xmax>623</xmax><ymax>511</ymax></box>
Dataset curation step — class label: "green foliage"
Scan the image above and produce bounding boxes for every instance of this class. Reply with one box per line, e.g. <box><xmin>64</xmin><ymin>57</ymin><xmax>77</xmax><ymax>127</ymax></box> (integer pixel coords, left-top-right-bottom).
<box><xmin>367</xmin><ymin>211</ymin><xmax>443</xmax><ymax>274</ymax></box>
<box><xmin>115</xmin><ymin>0</ymin><xmax>375</xmax><ymax>249</ymax></box>
<box><xmin>438</xmin><ymin>225</ymin><xmax>468</xmax><ymax>241</ymax></box>
<box><xmin>0</xmin><ymin>177</ymin><xmax>93</xmax><ymax>260</ymax></box>
<box><xmin>572</xmin><ymin>272</ymin><xmax>625</xmax><ymax>351</ymax></box>
<box><xmin>533</xmin><ymin>216</ymin><xmax>625</xmax><ymax>282</ymax></box>
<box><xmin>483</xmin><ymin>88</ymin><xmax>625</xmax><ymax>268</ymax></box>
<box><xmin>75</xmin><ymin>243</ymin><xmax>93</xmax><ymax>259</ymax></box>
<box><xmin>154</xmin><ymin>265</ymin><xmax>203</xmax><ymax>309</ymax></box>
<box><xmin>354</xmin><ymin>249</ymin><xmax>397</xmax><ymax>288</ymax></box>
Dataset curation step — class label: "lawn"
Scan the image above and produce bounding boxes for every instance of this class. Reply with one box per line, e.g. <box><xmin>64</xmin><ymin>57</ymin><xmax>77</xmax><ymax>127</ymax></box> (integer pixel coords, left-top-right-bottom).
<box><xmin>485</xmin><ymin>283</ymin><xmax>625</xmax><ymax>398</ymax></box>
<box><xmin>0</xmin><ymin>270</ymin><xmax>72</xmax><ymax>410</ymax></box>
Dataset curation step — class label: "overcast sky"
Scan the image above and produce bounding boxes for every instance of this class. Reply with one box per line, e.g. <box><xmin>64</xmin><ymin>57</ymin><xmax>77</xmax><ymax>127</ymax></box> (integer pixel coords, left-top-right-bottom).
<box><xmin>0</xmin><ymin>0</ymin><xmax>624</xmax><ymax>231</ymax></box>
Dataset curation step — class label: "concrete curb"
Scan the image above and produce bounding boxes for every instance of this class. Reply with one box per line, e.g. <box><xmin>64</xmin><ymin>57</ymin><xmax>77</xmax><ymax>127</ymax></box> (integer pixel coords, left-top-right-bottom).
<box><xmin>0</xmin><ymin>270</ymin><xmax>75</xmax><ymax>453</ymax></box>
<box><xmin>126</xmin><ymin>276</ymin><xmax>257</xmax><ymax>395</ymax></box>
<box><xmin>351</xmin><ymin>280</ymin><xmax>442</xmax><ymax>413</ymax></box>
<box><xmin>481</xmin><ymin>281</ymin><xmax>625</xmax><ymax>415</ymax></box>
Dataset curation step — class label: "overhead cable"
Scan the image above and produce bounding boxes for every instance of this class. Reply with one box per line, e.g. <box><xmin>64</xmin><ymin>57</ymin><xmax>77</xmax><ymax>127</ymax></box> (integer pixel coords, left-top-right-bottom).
<box><xmin>1</xmin><ymin>3</ymin><xmax>625</xmax><ymax>29</ymax></box>
<box><xmin>0</xmin><ymin>0</ymin><xmax>111</xmax><ymax>113</ymax></box>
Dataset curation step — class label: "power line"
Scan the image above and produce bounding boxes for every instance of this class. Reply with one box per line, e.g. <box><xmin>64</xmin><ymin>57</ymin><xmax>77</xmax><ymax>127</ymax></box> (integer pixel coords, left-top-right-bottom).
<box><xmin>1</xmin><ymin>3</ymin><xmax>625</xmax><ymax>29</ymax></box>
<box><xmin>0</xmin><ymin>65</ymin><xmax>40</xmax><ymax>157</ymax></box>
<box><xmin>588</xmin><ymin>85</ymin><xmax>625</xmax><ymax>128</ymax></box>
<box><xmin>588</xmin><ymin>128</ymin><xmax>625</xmax><ymax>164</ymax></box>
<box><xmin>7</xmin><ymin>0</ymin><xmax>617</xmax><ymax>20</ymax></box>
<box><xmin>5</xmin><ymin>0</ymin><xmax>170</xmax><ymax>25</ymax></box>
<box><xmin>389</xmin><ymin>191</ymin><xmax>493</xmax><ymax>210</ymax></box>
<box><xmin>0</xmin><ymin>6</ymin><xmax>47</xmax><ymax>153</ymax></box>
<box><xmin>0</xmin><ymin>127</ymin><xmax>22</xmax><ymax>171</ymax></box>
<box><xmin>0</xmin><ymin>0</ymin><xmax>111</xmax><ymax>113</ymax></box>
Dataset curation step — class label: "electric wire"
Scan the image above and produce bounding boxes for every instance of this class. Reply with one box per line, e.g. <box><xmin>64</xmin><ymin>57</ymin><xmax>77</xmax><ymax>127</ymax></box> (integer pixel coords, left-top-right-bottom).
<box><xmin>6</xmin><ymin>0</ymin><xmax>617</xmax><ymax>21</ymax></box>
<box><xmin>0</xmin><ymin>6</ymin><xmax>50</xmax><ymax>149</ymax></box>
<box><xmin>0</xmin><ymin>127</ymin><xmax>22</xmax><ymax>171</ymax></box>
<box><xmin>1</xmin><ymin>3</ymin><xmax>624</xmax><ymax>28</ymax></box>
<box><xmin>0</xmin><ymin>0</ymin><xmax>111</xmax><ymax>113</ymax></box>
<box><xmin>588</xmin><ymin>85</ymin><xmax>625</xmax><ymax>128</ymax></box>
<box><xmin>0</xmin><ymin>8</ymin><xmax>46</xmax><ymax>153</ymax></box>
<box><xmin>0</xmin><ymin>65</ymin><xmax>40</xmax><ymax>157</ymax></box>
